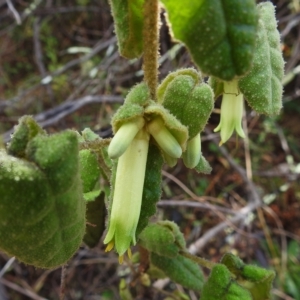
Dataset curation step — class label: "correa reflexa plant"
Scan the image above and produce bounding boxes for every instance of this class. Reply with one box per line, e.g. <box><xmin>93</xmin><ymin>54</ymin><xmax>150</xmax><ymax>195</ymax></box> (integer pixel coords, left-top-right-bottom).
<box><xmin>0</xmin><ymin>0</ymin><xmax>284</xmax><ymax>299</ymax></box>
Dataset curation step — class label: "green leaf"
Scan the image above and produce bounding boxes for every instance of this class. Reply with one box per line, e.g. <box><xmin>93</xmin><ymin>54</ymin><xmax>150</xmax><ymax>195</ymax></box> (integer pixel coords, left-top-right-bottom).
<box><xmin>136</xmin><ymin>144</ymin><xmax>163</xmax><ymax>236</ymax></box>
<box><xmin>26</xmin><ymin>131</ymin><xmax>80</xmax><ymax>194</ymax></box>
<box><xmin>161</xmin><ymin>0</ymin><xmax>258</xmax><ymax>81</ymax></box>
<box><xmin>109</xmin><ymin>0</ymin><xmax>144</xmax><ymax>59</ymax></box>
<box><xmin>221</xmin><ymin>253</ymin><xmax>275</xmax><ymax>300</ymax></box>
<box><xmin>150</xmin><ymin>252</ymin><xmax>204</xmax><ymax>291</ymax></box>
<box><xmin>111</xmin><ymin>83</ymin><xmax>151</xmax><ymax>133</ymax></box>
<box><xmin>208</xmin><ymin>76</ymin><xmax>224</xmax><ymax>99</ymax></box>
<box><xmin>79</xmin><ymin>149</ymin><xmax>101</xmax><ymax>194</ymax></box>
<box><xmin>201</xmin><ymin>264</ymin><xmax>252</xmax><ymax>300</ymax></box>
<box><xmin>194</xmin><ymin>154</ymin><xmax>212</xmax><ymax>174</ymax></box>
<box><xmin>7</xmin><ymin>116</ymin><xmax>45</xmax><ymax>158</ymax></box>
<box><xmin>239</xmin><ymin>2</ymin><xmax>284</xmax><ymax>115</ymax></box>
<box><xmin>0</xmin><ymin>130</ymin><xmax>85</xmax><ymax>269</ymax></box>
<box><xmin>240</xmin><ymin>265</ymin><xmax>275</xmax><ymax>300</ymax></box>
<box><xmin>138</xmin><ymin>221</ymin><xmax>186</xmax><ymax>258</ymax></box>
<box><xmin>159</xmin><ymin>69</ymin><xmax>214</xmax><ymax>138</ymax></box>
<box><xmin>83</xmin><ymin>192</ymin><xmax>106</xmax><ymax>248</ymax></box>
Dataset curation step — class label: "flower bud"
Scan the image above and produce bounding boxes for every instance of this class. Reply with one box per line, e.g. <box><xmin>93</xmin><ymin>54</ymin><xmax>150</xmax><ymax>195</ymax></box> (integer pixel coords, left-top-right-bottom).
<box><xmin>147</xmin><ymin>117</ymin><xmax>182</xmax><ymax>158</ymax></box>
<box><xmin>108</xmin><ymin>117</ymin><xmax>145</xmax><ymax>159</ymax></box>
<box><xmin>183</xmin><ymin>134</ymin><xmax>201</xmax><ymax>168</ymax></box>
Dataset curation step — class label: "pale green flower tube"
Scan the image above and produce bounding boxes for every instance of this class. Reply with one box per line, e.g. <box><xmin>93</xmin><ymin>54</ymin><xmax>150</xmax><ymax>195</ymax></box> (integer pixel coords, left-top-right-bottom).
<box><xmin>183</xmin><ymin>133</ymin><xmax>201</xmax><ymax>168</ymax></box>
<box><xmin>104</xmin><ymin>128</ymin><xmax>149</xmax><ymax>261</ymax></box>
<box><xmin>214</xmin><ymin>80</ymin><xmax>245</xmax><ymax>145</ymax></box>
<box><xmin>108</xmin><ymin>117</ymin><xmax>145</xmax><ymax>159</ymax></box>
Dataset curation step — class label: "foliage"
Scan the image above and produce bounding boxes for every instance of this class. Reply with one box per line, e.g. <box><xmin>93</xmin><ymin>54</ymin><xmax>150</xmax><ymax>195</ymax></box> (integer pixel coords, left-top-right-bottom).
<box><xmin>0</xmin><ymin>0</ymin><xmax>288</xmax><ymax>298</ymax></box>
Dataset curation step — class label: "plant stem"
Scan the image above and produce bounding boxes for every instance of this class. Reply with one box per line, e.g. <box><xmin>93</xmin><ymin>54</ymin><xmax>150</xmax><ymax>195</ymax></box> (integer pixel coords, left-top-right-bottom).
<box><xmin>143</xmin><ymin>0</ymin><xmax>160</xmax><ymax>100</ymax></box>
<box><xmin>180</xmin><ymin>251</ymin><xmax>215</xmax><ymax>270</ymax></box>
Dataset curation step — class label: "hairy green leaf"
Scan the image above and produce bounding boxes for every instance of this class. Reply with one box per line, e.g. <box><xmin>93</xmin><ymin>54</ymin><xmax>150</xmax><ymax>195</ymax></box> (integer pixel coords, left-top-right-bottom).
<box><xmin>201</xmin><ymin>264</ymin><xmax>252</xmax><ymax>300</ymax></box>
<box><xmin>239</xmin><ymin>2</ymin><xmax>284</xmax><ymax>115</ymax></box>
<box><xmin>194</xmin><ymin>155</ymin><xmax>212</xmax><ymax>174</ymax></box>
<box><xmin>79</xmin><ymin>149</ymin><xmax>101</xmax><ymax>194</ymax></box>
<box><xmin>0</xmin><ymin>130</ymin><xmax>85</xmax><ymax>269</ymax></box>
<box><xmin>138</xmin><ymin>221</ymin><xmax>186</xmax><ymax>258</ymax></box>
<box><xmin>221</xmin><ymin>253</ymin><xmax>275</xmax><ymax>300</ymax></box>
<box><xmin>150</xmin><ymin>252</ymin><xmax>204</xmax><ymax>291</ymax></box>
<box><xmin>159</xmin><ymin>70</ymin><xmax>214</xmax><ymax>138</ymax></box>
<box><xmin>7</xmin><ymin>116</ymin><xmax>45</xmax><ymax>158</ymax></box>
<box><xmin>161</xmin><ymin>0</ymin><xmax>258</xmax><ymax>80</ymax></box>
<box><xmin>109</xmin><ymin>0</ymin><xmax>144</xmax><ymax>58</ymax></box>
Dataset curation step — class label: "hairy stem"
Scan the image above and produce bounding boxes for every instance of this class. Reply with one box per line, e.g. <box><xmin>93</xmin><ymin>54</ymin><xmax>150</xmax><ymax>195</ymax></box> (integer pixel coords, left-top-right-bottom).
<box><xmin>143</xmin><ymin>0</ymin><xmax>160</xmax><ymax>100</ymax></box>
<box><xmin>180</xmin><ymin>251</ymin><xmax>215</xmax><ymax>270</ymax></box>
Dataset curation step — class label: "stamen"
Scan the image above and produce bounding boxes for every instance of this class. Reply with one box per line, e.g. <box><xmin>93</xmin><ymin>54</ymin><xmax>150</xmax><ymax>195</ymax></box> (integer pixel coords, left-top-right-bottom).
<box><xmin>119</xmin><ymin>255</ymin><xmax>124</xmax><ymax>264</ymax></box>
<box><xmin>127</xmin><ymin>248</ymin><xmax>132</xmax><ymax>260</ymax></box>
<box><xmin>105</xmin><ymin>241</ymin><xmax>114</xmax><ymax>252</ymax></box>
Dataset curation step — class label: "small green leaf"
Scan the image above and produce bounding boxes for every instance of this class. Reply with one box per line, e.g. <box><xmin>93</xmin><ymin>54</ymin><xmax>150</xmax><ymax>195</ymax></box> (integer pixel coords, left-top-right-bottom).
<box><xmin>26</xmin><ymin>130</ymin><xmax>80</xmax><ymax>194</ymax></box>
<box><xmin>109</xmin><ymin>0</ymin><xmax>144</xmax><ymax>59</ymax></box>
<box><xmin>159</xmin><ymin>70</ymin><xmax>214</xmax><ymax>138</ymax></box>
<box><xmin>125</xmin><ymin>82</ymin><xmax>150</xmax><ymax>105</ymax></box>
<box><xmin>150</xmin><ymin>252</ymin><xmax>204</xmax><ymax>291</ymax></box>
<box><xmin>83</xmin><ymin>192</ymin><xmax>106</xmax><ymax>248</ymax></box>
<box><xmin>161</xmin><ymin>0</ymin><xmax>258</xmax><ymax>80</ymax></box>
<box><xmin>79</xmin><ymin>149</ymin><xmax>101</xmax><ymax>194</ymax></box>
<box><xmin>221</xmin><ymin>253</ymin><xmax>275</xmax><ymax>300</ymax></box>
<box><xmin>201</xmin><ymin>264</ymin><xmax>252</xmax><ymax>300</ymax></box>
<box><xmin>139</xmin><ymin>223</ymin><xmax>179</xmax><ymax>258</ymax></box>
<box><xmin>111</xmin><ymin>83</ymin><xmax>151</xmax><ymax>133</ymax></box>
<box><xmin>136</xmin><ymin>144</ymin><xmax>163</xmax><ymax>236</ymax></box>
<box><xmin>138</xmin><ymin>221</ymin><xmax>186</xmax><ymax>258</ymax></box>
<box><xmin>194</xmin><ymin>155</ymin><xmax>212</xmax><ymax>174</ymax></box>
<box><xmin>208</xmin><ymin>76</ymin><xmax>224</xmax><ymax>99</ymax></box>
<box><xmin>239</xmin><ymin>2</ymin><xmax>284</xmax><ymax>115</ymax></box>
<box><xmin>239</xmin><ymin>265</ymin><xmax>275</xmax><ymax>300</ymax></box>
<box><xmin>7</xmin><ymin>116</ymin><xmax>45</xmax><ymax>158</ymax></box>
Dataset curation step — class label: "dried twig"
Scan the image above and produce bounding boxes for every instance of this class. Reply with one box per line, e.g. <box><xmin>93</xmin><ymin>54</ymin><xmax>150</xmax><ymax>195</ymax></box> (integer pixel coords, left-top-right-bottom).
<box><xmin>0</xmin><ymin>277</ymin><xmax>47</xmax><ymax>300</ymax></box>
<box><xmin>2</xmin><ymin>95</ymin><xmax>123</xmax><ymax>142</ymax></box>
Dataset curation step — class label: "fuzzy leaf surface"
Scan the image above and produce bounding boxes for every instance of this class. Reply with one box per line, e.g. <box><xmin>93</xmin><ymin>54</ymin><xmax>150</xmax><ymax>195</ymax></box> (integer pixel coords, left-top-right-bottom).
<box><xmin>161</xmin><ymin>0</ymin><xmax>258</xmax><ymax>80</ymax></box>
<box><xmin>150</xmin><ymin>252</ymin><xmax>204</xmax><ymax>291</ymax></box>
<box><xmin>221</xmin><ymin>253</ymin><xmax>275</xmax><ymax>300</ymax></box>
<box><xmin>0</xmin><ymin>130</ymin><xmax>85</xmax><ymax>269</ymax></box>
<box><xmin>7</xmin><ymin>116</ymin><xmax>45</xmax><ymax>158</ymax></box>
<box><xmin>239</xmin><ymin>2</ymin><xmax>284</xmax><ymax>115</ymax></box>
<box><xmin>109</xmin><ymin>0</ymin><xmax>144</xmax><ymax>58</ymax></box>
<box><xmin>138</xmin><ymin>221</ymin><xmax>186</xmax><ymax>258</ymax></box>
<box><xmin>201</xmin><ymin>264</ymin><xmax>252</xmax><ymax>300</ymax></box>
<box><xmin>160</xmin><ymin>71</ymin><xmax>214</xmax><ymax>138</ymax></box>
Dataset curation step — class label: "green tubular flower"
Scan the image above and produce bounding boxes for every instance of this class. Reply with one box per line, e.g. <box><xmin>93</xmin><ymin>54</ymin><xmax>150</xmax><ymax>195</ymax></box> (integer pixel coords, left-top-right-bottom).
<box><xmin>183</xmin><ymin>134</ymin><xmax>201</xmax><ymax>168</ymax></box>
<box><xmin>214</xmin><ymin>80</ymin><xmax>245</xmax><ymax>145</ymax></box>
<box><xmin>108</xmin><ymin>117</ymin><xmax>145</xmax><ymax>159</ymax></box>
<box><xmin>104</xmin><ymin>128</ymin><xmax>150</xmax><ymax>262</ymax></box>
<box><xmin>147</xmin><ymin>117</ymin><xmax>182</xmax><ymax>158</ymax></box>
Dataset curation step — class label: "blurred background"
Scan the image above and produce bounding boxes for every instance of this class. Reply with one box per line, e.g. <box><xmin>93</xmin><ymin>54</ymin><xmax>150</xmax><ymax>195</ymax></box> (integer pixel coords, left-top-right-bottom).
<box><xmin>0</xmin><ymin>0</ymin><xmax>299</xmax><ymax>299</ymax></box>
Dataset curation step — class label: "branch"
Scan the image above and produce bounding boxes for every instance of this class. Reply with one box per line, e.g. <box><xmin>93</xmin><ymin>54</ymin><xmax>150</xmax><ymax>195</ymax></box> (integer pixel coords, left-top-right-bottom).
<box><xmin>2</xmin><ymin>95</ymin><xmax>123</xmax><ymax>142</ymax></box>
